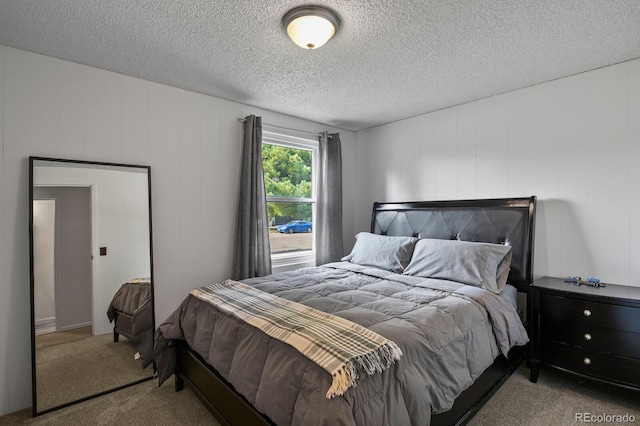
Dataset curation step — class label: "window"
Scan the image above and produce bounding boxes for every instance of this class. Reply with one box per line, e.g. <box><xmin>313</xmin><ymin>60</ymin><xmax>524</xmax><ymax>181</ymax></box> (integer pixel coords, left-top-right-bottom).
<box><xmin>262</xmin><ymin>131</ymin><xmax>317</xmax><ymax>266</ymax></box>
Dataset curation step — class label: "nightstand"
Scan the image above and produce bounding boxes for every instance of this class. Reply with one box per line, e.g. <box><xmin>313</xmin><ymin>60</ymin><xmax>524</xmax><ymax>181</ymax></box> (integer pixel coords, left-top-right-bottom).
<box><xmin>529</xmin><ymin>276</ymin><xmax>640</xmax><ymax>389</ymax></box>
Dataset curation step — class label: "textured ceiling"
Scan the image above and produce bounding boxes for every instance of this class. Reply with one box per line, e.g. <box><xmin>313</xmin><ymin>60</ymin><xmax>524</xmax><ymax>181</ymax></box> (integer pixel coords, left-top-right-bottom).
<box><xmin>0</xmin><ymin>1</ymin><xmax>639</xmax><ymax>131</ymax></box>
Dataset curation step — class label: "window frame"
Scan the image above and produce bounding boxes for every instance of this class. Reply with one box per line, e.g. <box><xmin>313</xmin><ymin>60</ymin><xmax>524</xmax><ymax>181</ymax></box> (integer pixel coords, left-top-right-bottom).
<box><xmin>262</xmin><ymin>129</ymin><xmax>319</xmax><ymax>269</ymax></box>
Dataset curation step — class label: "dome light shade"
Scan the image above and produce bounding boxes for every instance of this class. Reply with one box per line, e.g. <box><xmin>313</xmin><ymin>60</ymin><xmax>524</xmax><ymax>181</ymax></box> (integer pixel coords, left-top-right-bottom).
<box><xmin>283</xmin><ymin>6</ymin><xmax>340</xmax><ymax>49</ymax></box>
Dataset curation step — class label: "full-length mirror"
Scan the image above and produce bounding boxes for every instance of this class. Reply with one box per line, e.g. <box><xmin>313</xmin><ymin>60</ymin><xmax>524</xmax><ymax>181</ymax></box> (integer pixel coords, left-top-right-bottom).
<box><xmin>29</xmin><ymin>157</ymin><xmax>154</xmax><ymax>416</ymax></box>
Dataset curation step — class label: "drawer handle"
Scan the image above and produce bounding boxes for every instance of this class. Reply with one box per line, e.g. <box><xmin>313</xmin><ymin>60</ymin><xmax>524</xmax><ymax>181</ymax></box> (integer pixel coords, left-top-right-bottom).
<box><xmin>583</xmin><ymin>309</ymin><xmax>592</xmax><ymax>317</ymax></box>
<box><xmin>584</xmin><ymin>333</ymin><xmax>592</xmax><ymax>341</ymax></box>
<box><xmin>584</xmin><ymin>357</ymin><xmax>592</xmax><ymax>365</ymax></box>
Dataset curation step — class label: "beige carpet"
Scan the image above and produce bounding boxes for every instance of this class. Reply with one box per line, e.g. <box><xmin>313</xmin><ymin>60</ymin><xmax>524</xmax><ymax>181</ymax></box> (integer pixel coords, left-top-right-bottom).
<box><xmin>0</xmin><ymin>378</ymin><xmax>217</xmax><ymax>426</ymax></box>
<box><xmin>470</xmin><ymin>365</ymin><xmax>640</xmax><ymax>425</ymax></box>
<box><xmin>35</xmin><ymin>327</ymin><xmax>93</xmax><ymax>350</ymax></box>
<box><xmin>35</xmin><ymin>330</ymin><xmax>152</xmax><ymax>412</ymax></box>
<box><xmin>2</xmin><ymin>364</ymin><xmax>639</xmax><ymax>425</ymax></box>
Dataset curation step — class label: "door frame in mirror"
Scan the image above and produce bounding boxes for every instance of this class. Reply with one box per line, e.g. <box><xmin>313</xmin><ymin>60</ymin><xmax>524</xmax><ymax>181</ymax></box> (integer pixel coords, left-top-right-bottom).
<box><xmin>29</xmin><ymin>156</ymin><xmax>155</xmax><ymax>416</ymax></box>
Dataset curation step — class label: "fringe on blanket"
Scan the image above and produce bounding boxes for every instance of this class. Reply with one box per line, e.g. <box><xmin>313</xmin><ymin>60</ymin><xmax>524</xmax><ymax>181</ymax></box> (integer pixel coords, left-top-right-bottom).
<box><xmin>327</xmin><ymin>340</ymin><xmax>403</xmax><ymax>398</ymax></box>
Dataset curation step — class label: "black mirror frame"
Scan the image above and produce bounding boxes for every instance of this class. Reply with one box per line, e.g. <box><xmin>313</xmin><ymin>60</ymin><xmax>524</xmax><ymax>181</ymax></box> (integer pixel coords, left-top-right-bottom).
<box><xmin>29</xmin><ymin>156</ymin><xmax>155</xmax><ymax>416</ymax></box>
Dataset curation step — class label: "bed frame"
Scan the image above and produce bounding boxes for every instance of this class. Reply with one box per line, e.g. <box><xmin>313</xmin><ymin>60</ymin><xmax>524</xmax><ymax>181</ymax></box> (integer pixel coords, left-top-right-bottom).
<box><xmin>173</xmin><ymin>196</ymin><xmax>537</xmax><ymax>426</ymax></box>
<box><xmin>113</xmin><ymin>312</ymin><xmax>134</xmax><ymax>342</ymax></box>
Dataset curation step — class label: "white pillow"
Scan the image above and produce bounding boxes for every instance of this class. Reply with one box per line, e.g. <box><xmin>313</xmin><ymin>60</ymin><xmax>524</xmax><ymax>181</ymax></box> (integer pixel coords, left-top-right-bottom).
<box><xmin>403</xmin><ymin>238</ymin><xmax>512</xmax><ymax>293</ymax></box>
<box><xmin>342</xmin><ymin>232</ymin><xmax>418</xmax><ymax>273</ymax></box>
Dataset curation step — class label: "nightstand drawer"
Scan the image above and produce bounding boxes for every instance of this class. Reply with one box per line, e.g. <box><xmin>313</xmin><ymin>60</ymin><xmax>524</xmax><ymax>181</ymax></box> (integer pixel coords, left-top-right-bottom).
<box><xmin>542</xmin><ymin>343</ymin><xmax>640</xmax><ymax>387</ymax></box>
<box><xmin>540</xmin><ymin>316</ymin><xmax>640</xmax><ymax>358</ymax></box>
<box><xmin>540</xmin><ymin>293</ymin><xmax>640</xmax><ymax>333</ymax></box>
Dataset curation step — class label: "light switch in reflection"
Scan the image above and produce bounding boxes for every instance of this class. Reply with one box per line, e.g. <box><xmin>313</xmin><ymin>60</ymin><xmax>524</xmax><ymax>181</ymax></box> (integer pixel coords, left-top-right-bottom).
<box><xmin>100</xmin><ymin>247</ymin><xmax>107</xmax><ymax>256</ymax></box>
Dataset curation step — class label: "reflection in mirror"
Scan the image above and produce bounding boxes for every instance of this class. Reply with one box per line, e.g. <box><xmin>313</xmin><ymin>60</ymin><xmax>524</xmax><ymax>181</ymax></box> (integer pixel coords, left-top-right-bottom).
<box><xmin>29</xmin><ymin>157</ymin><xmax>154</xmax><ymax>416</ymax></box>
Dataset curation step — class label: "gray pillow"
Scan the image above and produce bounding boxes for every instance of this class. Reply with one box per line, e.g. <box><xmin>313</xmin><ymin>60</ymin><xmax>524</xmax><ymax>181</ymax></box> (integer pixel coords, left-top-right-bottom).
<box><xmin>403</xmin><ymin>238</ymin><xmax>512</xmax><ymax>293</ymax></box>
<box><xmin>342</xmin><ymin>232</ymin><xmax>418</xmax><ymax>273</ymax></box>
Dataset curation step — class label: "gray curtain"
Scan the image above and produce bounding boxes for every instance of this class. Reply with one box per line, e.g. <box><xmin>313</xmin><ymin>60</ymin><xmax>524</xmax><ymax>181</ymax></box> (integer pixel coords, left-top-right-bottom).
<box><xmin>232</xmin><ymin>115</ymin><xmax>272</xmax><ymax>279</ymax></box>
<box><xmin>316</xmin><ymin>132</ymin><xmax>343</xmax><ymax>265</ymax></box>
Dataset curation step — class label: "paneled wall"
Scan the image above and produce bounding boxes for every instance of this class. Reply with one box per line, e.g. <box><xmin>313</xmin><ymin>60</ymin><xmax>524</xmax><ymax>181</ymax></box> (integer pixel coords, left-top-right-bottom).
<box><xmin>0</xmin><ymin>43</ymin><xmax>5</xmax><ymax>419</ymax></box>
<box><xmin>0</xmin><ymin>46</ymin><xmax>355</xmax><ymax>415</ymax></box>
<box><xmin>354</xmin><ymin>58</ymin><xmax>640</xmax><ymax>288</ymax></box>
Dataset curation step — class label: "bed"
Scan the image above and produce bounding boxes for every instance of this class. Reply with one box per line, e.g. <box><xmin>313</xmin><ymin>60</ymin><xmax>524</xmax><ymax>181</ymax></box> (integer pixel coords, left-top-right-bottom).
<box><xmin>155</xmin><ymin>197</ymin><xmax>536</xmax><ymax>425</ymax></box>
<box><xmin>107</xmin><ymin>278</ymin><xmax>154</xmax><ymax>368</ymax></box>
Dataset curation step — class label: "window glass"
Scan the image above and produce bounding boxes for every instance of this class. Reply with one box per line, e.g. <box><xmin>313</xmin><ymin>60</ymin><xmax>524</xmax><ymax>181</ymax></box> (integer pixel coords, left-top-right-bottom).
<box><xmin>262</xmin><ymin>141</ymin><xmax>315</xmax><ymax>257</ymax></box>
<box><xmin>263</xmin><ymin>144</ymin><xmax>312</xmax><ymax>198</ymax></box>
<box><xmin>267</xmin><ymin>201</ymin><xmax>314</xmax><ymax>254</ymax></box>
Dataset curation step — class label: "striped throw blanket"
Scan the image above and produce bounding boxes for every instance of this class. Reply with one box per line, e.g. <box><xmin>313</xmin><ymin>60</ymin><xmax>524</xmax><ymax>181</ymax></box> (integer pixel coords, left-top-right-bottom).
<box><xmin>190</xmin><ymin>280</ymin><xmax>403</xmax><ymax>399</ymax></box>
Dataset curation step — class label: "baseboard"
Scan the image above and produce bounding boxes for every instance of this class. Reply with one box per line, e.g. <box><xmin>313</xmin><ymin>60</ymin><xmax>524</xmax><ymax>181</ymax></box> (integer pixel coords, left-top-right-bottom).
<box><xmin>35</xmin><ymin>317</ymin><xmax>56</xmax><ymax>335</ymax></box>
<box><xmin>58</xmin><ymin>321</ymin><xmax>92</xmax><ymax>332</ymax></box>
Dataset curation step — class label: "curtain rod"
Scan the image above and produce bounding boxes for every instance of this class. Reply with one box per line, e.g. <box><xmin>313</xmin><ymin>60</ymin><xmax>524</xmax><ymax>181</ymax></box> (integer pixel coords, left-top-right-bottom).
<box><xmin>237</xmin><ymin>117</ymin><xmax>326</xmax><ymax>137</ymax></box>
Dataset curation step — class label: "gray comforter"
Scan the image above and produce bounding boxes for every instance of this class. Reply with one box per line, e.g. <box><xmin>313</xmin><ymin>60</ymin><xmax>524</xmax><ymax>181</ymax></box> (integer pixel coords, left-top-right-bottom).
<box><xmin>107</xmin><ymin>281</ymin><xmax>154</xmax><ymax>368</ymax></box>
<box><xmin>155</xmin><ymin>262</ymin><xmax>528</xmax><ymax>425</ymax></box>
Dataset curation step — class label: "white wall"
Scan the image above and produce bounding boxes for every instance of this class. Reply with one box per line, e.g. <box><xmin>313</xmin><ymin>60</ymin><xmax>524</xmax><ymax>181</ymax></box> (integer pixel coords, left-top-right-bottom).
<box><xmin>32</xmin><ymin>200</ymin><xmax>56</xmax><ymax>330</ymax></box>
<box><xmin>0</xmin><ymin>45</ymin><xmax>356</xmax><ymax>415</ymax></box>
<box><xmin>354</xmin><ymin>58</ymin><xmax>640</xmax><ymax>288</ymax></box>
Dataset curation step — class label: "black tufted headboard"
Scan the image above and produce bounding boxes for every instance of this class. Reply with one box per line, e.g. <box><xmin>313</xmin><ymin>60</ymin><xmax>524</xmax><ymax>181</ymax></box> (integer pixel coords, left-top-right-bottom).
<box><xmin>371</xmin><ymin>197</ymin><xmax>536</xmax><ymax>293</ymax></box>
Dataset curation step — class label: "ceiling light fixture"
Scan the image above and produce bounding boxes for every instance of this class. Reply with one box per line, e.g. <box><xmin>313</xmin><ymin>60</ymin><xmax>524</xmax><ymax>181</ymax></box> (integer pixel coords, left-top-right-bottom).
<box><xmin>282</xmin><ymin>6</ymin><xmax>340</xmax><ymax>50</ymax></box>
